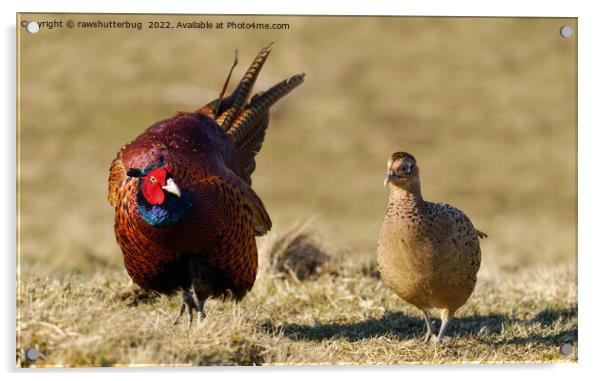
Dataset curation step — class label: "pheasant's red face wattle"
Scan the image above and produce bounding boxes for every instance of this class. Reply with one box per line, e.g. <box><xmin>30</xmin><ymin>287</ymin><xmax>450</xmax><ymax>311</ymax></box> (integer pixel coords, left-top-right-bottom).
<box><xmin>142</xmin><ymin>167</ymin><xmax>168</xmax><ymax>205</ymax></box>
<box><xmin>140</xmin><ymin>165</ymin><xmax>179</xmax><ymax>205</ymax></box>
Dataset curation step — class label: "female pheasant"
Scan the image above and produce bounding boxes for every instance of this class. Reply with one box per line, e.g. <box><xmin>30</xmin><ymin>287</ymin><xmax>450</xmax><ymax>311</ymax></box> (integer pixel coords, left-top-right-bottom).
<box><xmin>108</xmin><ymin>44</ymin><xmax>304</xmax><ymax>326</ymax></box>
<box><xmin>377</xmin><ymin>152</ymin><xmax>486</xmax><ymax>343</ymax></box>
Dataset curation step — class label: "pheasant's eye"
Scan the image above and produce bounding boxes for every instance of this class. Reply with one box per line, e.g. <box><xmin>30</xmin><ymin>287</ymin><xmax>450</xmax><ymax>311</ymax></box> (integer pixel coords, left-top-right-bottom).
<box><xmin>396</xmin><ymin>161</ymin><xmax>413</xmax><ymax>175</ymax></box>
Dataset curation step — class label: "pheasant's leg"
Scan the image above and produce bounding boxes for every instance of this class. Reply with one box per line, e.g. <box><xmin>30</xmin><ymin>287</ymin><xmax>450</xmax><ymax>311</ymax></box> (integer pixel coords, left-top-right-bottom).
<box><xmin>172</xmin><ymin>290</ymin><xmax>200</xmax><ymax>327</ymax></box>
<box><xmin>420</xmin><ymin>309</ymin><xmax>436</xmax><ymax>342</ymax></box>
<box><xmin>184</xmin><ymin>293</ymin><xmax>201</xmax><ymax>329</ymax></box>
<box><xmin>172</xmin><ymin>298</ymin><xmax>187</xmax><ymax>325</ymax></box>
<box><xmin>196</xmin><ymin>298</ymin><xmax>206</xmax><ymax>325</ymax></box>
<box><xmin>431</xmin><ymin>309</ymin><xmax>455</xmax><ymax>344</ymax></box>
<box><xmin>431</xmin><ymin>318</ymin><xmax>453</xmax><ymax>343</ymax></box>
<box><xmin>172</xmin><ymin>289</ymin><xmax>190</xmax><ymax>325</ymax></box>
<box><xmin>189</xmin><ymin>258</ymin><xmax>211</xmax><ymax>326</ymax></box>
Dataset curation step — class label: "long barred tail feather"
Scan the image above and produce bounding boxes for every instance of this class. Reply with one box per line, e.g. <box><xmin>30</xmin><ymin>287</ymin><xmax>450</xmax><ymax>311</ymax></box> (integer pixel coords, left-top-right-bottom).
<box><xmin>229</xmin><ymin>74</ymin><xmax>304</xmax><ymax>179</ymax></box>
<box><xmin>216</xmin><ymin>43</ymin><xmax>274</xmax><ymax>130</ymax></box>
<box><xmin>213</xmin><ymin>50</ymin><xmax>239</xmax><ymax>118</ymax></box>
<box><xmin>198</xmin><ymin>44</ymin><xmax>304</xmax><ymax>180</ymax></box>
<box><xmin>237</xmin><ymin>114</ymin><xmax>269</xmax><ymax>182</ymax></box>
<box><xmin>228</xmin><ymin>73</ymin><xmax>305</xmax><ymax>145</ymax></box>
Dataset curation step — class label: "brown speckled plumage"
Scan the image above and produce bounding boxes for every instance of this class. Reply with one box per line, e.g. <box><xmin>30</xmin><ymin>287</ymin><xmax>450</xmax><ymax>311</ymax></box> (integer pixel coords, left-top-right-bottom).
<box><xmin>108</xmin><ymin>44</ymin><xmax>304</xmax><ymax>325</ymax></box>
<box><xmin>377</xmin><ymin>152</ymin><xmax>486</xmax><ymax>343</ymax></box>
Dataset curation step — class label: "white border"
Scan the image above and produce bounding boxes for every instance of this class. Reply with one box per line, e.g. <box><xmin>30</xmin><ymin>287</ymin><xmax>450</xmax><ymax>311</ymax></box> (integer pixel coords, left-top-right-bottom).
<box><xmin>3</xmin><ymin>0</ymin><xmax>588</xmax><ymax>17</ymax></box>
<box><xmin>3</xmin><ymin>1</ymin><xmax>600</xmax><ymax>380</ymax></box>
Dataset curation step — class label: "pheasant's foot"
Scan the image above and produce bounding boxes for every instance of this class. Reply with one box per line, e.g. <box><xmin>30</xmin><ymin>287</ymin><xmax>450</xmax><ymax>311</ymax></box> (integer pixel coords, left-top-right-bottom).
<box><xmin>423</xmin><ymin>333</ymin><xmax>436</xmax><ymax>343</ymax></box>
<box><xmin>196</xmin><ymin>299</ymin><xmax>207</xmax><ymax>325</ymax></box>
<box><xmin>420</xmin><ymin>309</ymin><xmax>436</xmax><ymax>343</ymax></box>
<box><xmin>430</xmin><ymin>317</ymin><xmax>453</xmax><ymax>344</ymax></box>
<box><xmin>173</xmin><ymin>290</ymin><xmax>201</xmax><ymax>328</ymax></box>
<box><xmin>172</xmin><ymin>299</ymin><xmax>187</xmax><ymax>325</ymax></box>
<box><xmin>430</xmin><ymin>335</ymin><xmax>452</xmax><ymax>345</ymax></box>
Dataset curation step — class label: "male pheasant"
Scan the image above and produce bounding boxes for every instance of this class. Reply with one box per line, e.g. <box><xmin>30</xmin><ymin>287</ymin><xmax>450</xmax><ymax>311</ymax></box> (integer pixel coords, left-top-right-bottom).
<box><xmin>108</xmin><ymin>44</ymin><xmax>304</xmax><ymax>326</ymax></box>
<box><xmin>377</xmin><ymin>152</ymin><xmax>486</xmax><ymax>343</ymax></box>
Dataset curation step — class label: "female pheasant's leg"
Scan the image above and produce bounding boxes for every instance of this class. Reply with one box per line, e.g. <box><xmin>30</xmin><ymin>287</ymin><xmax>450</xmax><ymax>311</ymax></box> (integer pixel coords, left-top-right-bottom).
<box><xmin>431</xmin><ymin>309</ymin><xmax>455</xmax><ymax>344</ymax></box>
<box><xmin>420</xmin><ymin>309</ymin><xmax>436</xmax><ymax>342</ymax></box>
<box><xmin>172</xmin><ymin>289</ymin><xmax>200</xmax><ymax>328</ymax></box>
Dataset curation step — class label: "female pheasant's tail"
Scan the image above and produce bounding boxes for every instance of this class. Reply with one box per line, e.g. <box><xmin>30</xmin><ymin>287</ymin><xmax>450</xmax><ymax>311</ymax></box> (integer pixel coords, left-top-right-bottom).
<box><xmin>200</xmin><ymin>44</ymin><xmax>304</xmax><ymax>182</ymax></box>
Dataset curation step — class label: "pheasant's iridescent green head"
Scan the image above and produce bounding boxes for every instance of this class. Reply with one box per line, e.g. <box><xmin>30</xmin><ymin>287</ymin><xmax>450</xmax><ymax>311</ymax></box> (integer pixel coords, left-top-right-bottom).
<box><xmin>127</xmin><ymin>160</ymin><xmax>191</xmax><ymax>227</ymax></box>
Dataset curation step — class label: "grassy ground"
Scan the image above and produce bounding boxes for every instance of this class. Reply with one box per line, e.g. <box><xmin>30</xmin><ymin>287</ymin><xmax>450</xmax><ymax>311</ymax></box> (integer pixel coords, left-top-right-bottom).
<box><xmin>17</xmin><ymin>228</ymin><xmax>577</xmax><ymax>366</ymax></box>
<box><xmin>17</xmin><ymin>15</ymin><xmax>577</xmax><ymax>365</ymax></box>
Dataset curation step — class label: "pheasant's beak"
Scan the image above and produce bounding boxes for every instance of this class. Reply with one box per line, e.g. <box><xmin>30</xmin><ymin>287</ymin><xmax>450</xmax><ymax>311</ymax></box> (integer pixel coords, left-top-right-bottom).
<box><xmin>384</xmin><ymin>170</ymin><xmax>395</xmax><ymax>186</ymax></box>
<box><xmin>162</xmin><ymin>178</ymin><xmax>181</xmax><ymax>198</ymax></box>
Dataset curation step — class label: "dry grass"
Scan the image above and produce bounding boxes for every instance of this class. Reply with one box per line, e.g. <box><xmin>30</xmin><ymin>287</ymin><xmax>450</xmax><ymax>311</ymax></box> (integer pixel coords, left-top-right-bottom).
<box><xmin>17</xmin><ymin>15</ymin><xmax>577</xmax><ymax>366</ymax></box>
<box><xmin>17</xmin><ymin>229</ymin><xmax>577</xmax><ymax>366</ymax></box>
<box><xmin>262</xmin><ymin>222</ymin><xmax>334</xmax><ymax>280</ymax></box>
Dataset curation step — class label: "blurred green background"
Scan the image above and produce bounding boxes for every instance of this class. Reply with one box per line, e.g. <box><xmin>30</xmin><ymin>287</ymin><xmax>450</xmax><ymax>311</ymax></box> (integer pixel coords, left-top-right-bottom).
<box><xmin>18</xmin><ymin>15</ymin><xmax>577</xmax><ymax>277</ymax></box>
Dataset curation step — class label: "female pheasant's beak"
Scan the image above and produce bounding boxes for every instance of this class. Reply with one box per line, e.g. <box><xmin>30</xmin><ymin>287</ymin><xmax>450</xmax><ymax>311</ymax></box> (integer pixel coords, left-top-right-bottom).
<box><xmin>162</xmin><ymin>178</ymin><xmax>181</xmax><ymax>198</ymax></box>
<box><xmin>384</xmin><ymin>170</ymin><xmax>395</xmax><ymax>186</ymax></box>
